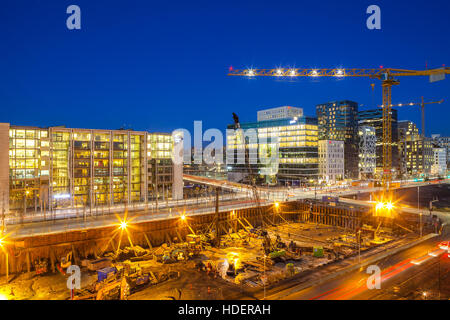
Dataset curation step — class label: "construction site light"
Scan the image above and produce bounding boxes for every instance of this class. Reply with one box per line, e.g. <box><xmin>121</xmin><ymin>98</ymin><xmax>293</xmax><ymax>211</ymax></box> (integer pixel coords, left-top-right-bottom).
<box><xmin>119</xmin><ymin>221</ymin><xmax>128</xmax><ymax>230</ymax></box>
<box><xmin>385</xmin><ymin>202</ymin><xmax>394</xmax><ymax>210</ymax></box>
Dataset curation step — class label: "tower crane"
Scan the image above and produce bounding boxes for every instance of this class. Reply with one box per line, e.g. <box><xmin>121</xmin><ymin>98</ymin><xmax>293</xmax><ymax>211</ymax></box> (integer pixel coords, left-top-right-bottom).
<box><xmin>385</xmin><ymin>98</ymin><xmax>444</xmax><ymax>137</ymax></box>
<box><xmin>228</xmin><ymin>66</ymin><xmax>450</xmax><ymax>193</ymax></box>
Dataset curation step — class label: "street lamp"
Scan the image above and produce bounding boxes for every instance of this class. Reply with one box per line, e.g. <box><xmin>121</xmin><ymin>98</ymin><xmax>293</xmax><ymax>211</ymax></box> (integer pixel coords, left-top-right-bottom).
<box><xmin>418</xmin><ymin>186</ymin><xmax>422</xmax><ymax>238</ymax></box>
<box><xmin>119</xmin><ymin>221</ymin><xmax>128</xmax><ymax>230</ymax></box>
<box><xmin>357</xmin><ymin>230</ymin><xmax>361</xmax><ymax>264</ymax></box>
<box><xmin>263</xmin><ymin>254</ymin><xmax>266</xmax><ymax>300</ymax></box>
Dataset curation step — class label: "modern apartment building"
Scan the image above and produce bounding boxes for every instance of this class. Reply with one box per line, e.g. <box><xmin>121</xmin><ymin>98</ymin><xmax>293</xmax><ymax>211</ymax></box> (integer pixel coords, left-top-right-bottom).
<box><xmin>316</xmin><ymin>101</ymin><xmax>359</xmax><ymax>179</ymax></box>
<box><xmin>398</xmin><ymin>121</ymin><xmax>434</xmax><ymax>177</ymax></box>
<box><xmin>318</xmin><ymin>140</ymin><xmax>344</xmax><ymax>183</ymax></box>
<box><xmin>227</xmin><ymin>108</ymin><xmax>319</xmax><ymax>186</ymax></box>
<box><xmin>3</xmin><ymin>123</ymin><xmax>182</xmax><ymax>214</ymax></box>
<box><xmin>358</xmin><ymin>108</ymin><xmax>399</xmax><ymax>177</ymax></box>
<box><xmin>358</xmin><ymin>126</ymin><xmax>377</xmax><ymax>179</ymax></box>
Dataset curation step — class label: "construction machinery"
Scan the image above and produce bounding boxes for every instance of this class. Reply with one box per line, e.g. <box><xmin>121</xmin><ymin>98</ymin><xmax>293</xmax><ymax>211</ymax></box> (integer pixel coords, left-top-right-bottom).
<box><xmin>73</xmin><ymin>276</ymin><xmax>130</xmax><ymax>300</ymax></box>
<box><xmin>231</xmin><ymin>112</ymin><xmax>265</xmax><ymax>222</ymax></box>
<box><xmin>228</xmin><ymin>67</ymin><xmax>450</xmax><ymax>193</ymax></box>
<box><xmin>34</xmin><ymin>258</ymin><xmax>49</xmax><ymax>275</ymax></box>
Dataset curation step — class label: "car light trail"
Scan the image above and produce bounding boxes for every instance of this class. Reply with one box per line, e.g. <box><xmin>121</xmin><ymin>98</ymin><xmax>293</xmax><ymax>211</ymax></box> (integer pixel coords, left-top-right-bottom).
<box><xmin>311</xmin><ymin>244</ymin><xmax>448</xmax><ymax>300</ymax></box>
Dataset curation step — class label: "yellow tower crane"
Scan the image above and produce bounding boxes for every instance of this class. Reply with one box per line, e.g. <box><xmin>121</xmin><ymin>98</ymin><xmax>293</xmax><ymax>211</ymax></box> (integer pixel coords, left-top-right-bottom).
<box><xmin>228</xmin><ymin>67</ymin><xmax>450</xmax><ymax>193</ymax></box>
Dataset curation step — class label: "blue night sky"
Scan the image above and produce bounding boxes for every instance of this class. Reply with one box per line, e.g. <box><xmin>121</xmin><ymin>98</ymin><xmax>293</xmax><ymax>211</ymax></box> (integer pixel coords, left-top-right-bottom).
<box><xmin>1</xmin><ymin>0</ymin><xmax>449</xmax><ymax>136</ymax></box>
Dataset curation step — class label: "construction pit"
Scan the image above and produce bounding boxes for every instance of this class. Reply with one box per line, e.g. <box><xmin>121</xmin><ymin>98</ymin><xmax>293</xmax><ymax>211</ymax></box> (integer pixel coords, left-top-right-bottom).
<box><xmin>0</xmin><ymin>200</ymin><xmax>426</xmax><ymax>300</ymax></box>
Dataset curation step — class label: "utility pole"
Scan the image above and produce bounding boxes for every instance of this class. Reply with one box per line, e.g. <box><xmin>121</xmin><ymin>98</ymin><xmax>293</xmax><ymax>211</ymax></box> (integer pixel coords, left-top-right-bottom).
<box><xmin>438</xmin><ymin>257</ymin><xmax>441</xmax><ymax>300</ymax></box>
<box><xmin>263</xmin><ymin>254</ymin><xmax>266</xmax><ymax>300</ymax></box>
<box><xmin>358</xmin><ymin>229</ymin><xmax>361</xmax><ymax>264</ymax></box>
<box><xmin>418</xmin><ymin>186</ymin><xmax>422</xmax><ymax>237</ymax></box>
<box><xmin>1</xmin><ymin>191</ymin><xmax>5</xmax><ymax>235</ymax></box>
<box><xmin>215</xmin><ymin>187</ymin><xmax>220</xmax><ymax>248</ymax></box>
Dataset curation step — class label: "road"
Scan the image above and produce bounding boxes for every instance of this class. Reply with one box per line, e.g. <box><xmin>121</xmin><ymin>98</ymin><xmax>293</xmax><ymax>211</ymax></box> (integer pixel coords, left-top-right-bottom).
<box><xmin>5</xmin><ymin>178</ymin><xmax>449</xmax><ymax>239</ymax></box>
<box><xmin>270</xmin><ymin>226</ymin><xmax>450</xmax><ymax>300</ymax></box>
<box><xmin>5</xmin><ymin>197</ymin><xmax>271</xmax><ymax>239</ymax></box>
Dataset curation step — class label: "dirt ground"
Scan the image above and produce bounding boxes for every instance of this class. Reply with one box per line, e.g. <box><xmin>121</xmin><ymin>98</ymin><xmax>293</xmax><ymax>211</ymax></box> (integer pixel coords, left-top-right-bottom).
<box><xmin>0</xmin><ymin>221</ymin><xmax>394</xmax><ymax>300</ymax></box>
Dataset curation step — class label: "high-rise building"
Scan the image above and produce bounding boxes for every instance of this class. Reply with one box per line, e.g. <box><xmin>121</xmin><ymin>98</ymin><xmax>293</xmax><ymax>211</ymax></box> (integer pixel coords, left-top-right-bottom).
<box><xmin>227</xmin><ymin>107</ymin><xmax>318</xmax><ymax>186</ymax></box>
<box><xmin>3</xmin><ymin>123</ymin><xmax>182</xmax><ymax>216</ymax></box>
<box><xmin>257</xmin><ymin>106</ymin><xmax>303</xmax><ymax>122</ymax></box>
<box><xmin>398</xmin><ymin>121</ymin><xmax>433</xmax><ymax>177</ymax></box>
<box><xmin>358</xmin><ymin>108</ymin><xmax>399</xmax><ymax>177</ymax></box>
<box><xmin>358</xmin><ymin>126</ymin><xmax>377</xmax><ymax>179</ymax></box>
<box><xmin>316</xmin><ymin>100</ymin><xmax>359</xmax><ymax>179</ymax></box>
<box><xmin>318</xmin><ymin>140</ymin><xmax>344</xmax><ymax>182</ymax></box>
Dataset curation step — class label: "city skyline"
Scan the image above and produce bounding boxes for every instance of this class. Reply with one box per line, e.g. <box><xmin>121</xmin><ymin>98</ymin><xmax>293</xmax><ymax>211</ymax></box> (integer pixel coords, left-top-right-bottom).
<box><xmin>1</xmin><ymin>1</ymin><xmax>449</xmax><ymax>135</ymax></box>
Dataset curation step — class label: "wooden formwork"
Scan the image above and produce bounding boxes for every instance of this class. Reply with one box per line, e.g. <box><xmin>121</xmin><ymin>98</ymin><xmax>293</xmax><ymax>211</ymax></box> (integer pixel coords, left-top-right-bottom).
<box><xmin>0</xmin><ymin>202</ymin><xmax>300</xmax><ymax>276</ymax></box>
<box><xmin>0</xmin><ymin>200</ymin><xmax>374</xmax><ymax>276</ymax></box>
<box><xmin>296</xmin><ymin>200</ymin><xmax>373</xmax><ymax>230</ymax></box>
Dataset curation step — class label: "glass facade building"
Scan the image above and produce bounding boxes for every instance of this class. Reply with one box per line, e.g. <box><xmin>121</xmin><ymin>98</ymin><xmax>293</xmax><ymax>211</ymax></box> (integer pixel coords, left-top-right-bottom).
<box><xmin>3</xmin><ymin>124</ymin><xmax>178</xmax><ymax>214</ymax></box>
<box><xmin>226</xmin><ymin>115</ymin><xmax>319</xmax><ymax>186</ymax></box>
<box><xmin>316</xmin><ymin>101</ymin><xmax>359</xmax><ymax>179</ymax></box>
<box><xmin>398</xmin><ymin>121</ymin><xmax>433</xmax><ymax>177</ymax></box>
<box><xmin>358</xmin><ymin>108</ymin><xmax>399</xmax><ymax>177</ymax></box>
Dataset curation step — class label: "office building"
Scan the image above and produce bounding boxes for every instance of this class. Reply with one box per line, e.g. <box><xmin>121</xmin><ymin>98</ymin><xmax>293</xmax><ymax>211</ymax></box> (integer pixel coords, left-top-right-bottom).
<box><xmin>3</xmin><ymin>123</ymin><xmax>182</xmax><ymax>215</ymax></box>
<box><xmin>431</xmin><ymin>134</ymin><xmax>450</xmax><ymax>169</ymax></box>
<box><xmin>318</xmin><ymin>140</ymin><xmax>344</xmax><ymax>182</ymax></box>
<box><xmin>257</xmin><ymin>106</ymin><xmax>303</xmax><ymax>122</ymax></box>
<box><xmin>227</xmin><ymin>107</ymin><xmax>318</xmax><ymax>186</ymax></box>
<box><xmin>358</xmin><ymin>108</ymin><xmax>399</xmax><ymax>177</ymax></box>
<box><xmin>398</xmin><ymin>121</ymin><xmax>433</xmax><ymax>177</ymax></box>
<box><xmin>358</xmin><ymin>126</ymin><xmax>377</xmax><ymax>179</ymax></box>
<box><xmin>431</xmin><ymin>146</ymin><xmax>447</xmax><ymax>176</ymax></box>
<box><xmin>316</xmin><ymin>100</ymin><xmax>359</xmax><ymax>179</ymax></box>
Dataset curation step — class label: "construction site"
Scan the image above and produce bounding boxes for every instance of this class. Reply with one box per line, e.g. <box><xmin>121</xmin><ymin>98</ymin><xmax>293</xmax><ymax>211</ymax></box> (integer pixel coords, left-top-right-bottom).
<box><xmin>0</xmin><ymin>191</ymin><xmax>431</xmax><ymax>300</ymax></box>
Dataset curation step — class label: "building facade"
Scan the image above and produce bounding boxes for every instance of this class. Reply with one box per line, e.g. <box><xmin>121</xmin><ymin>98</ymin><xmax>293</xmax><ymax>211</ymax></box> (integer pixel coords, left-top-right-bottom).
<box><xmin>227</xmin><ymin>108</ymin><xmax>319</xmax><ymax>186</ymax></box>
<box><xmin>431</xmin><ymin>146</ymin><xmax>447</xmax><ymax>176</ymax></box>
<box><xmin>398</xmin><ymin>121</ymin><xmax>434</xmax><ymax>177</ymax></box>
<box><xmin>358</xmin><ymin>108</ymin><xmax>399</xmax><ymax>177</ymax></box>
<box><xmin>316</xmin><ymin>100</ymin><xmax>359</xmax><ymax>179</ymax></box>
<box><xmin>358</xmin><ymin>126</ymin><xmax>377</xmax><ymax>179</ymax></box>
<box><xmin>4</xmin><ymin>123</ymin><xmax>182</xmax><ymax>215</ymax></box>
<box><xmin>318</xmin><ymin>140</ymin><xmax>344</xmax><ymax>183</ymax></box>
<box><xmin>257</xmin><ymin>106</ymin><xmax>303</xmax><ymax>122</ymax></box>
<box><xmin>431</xmin><ymin>134</ymin><xmax>450</xmax><ymax>169</ymax></box>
